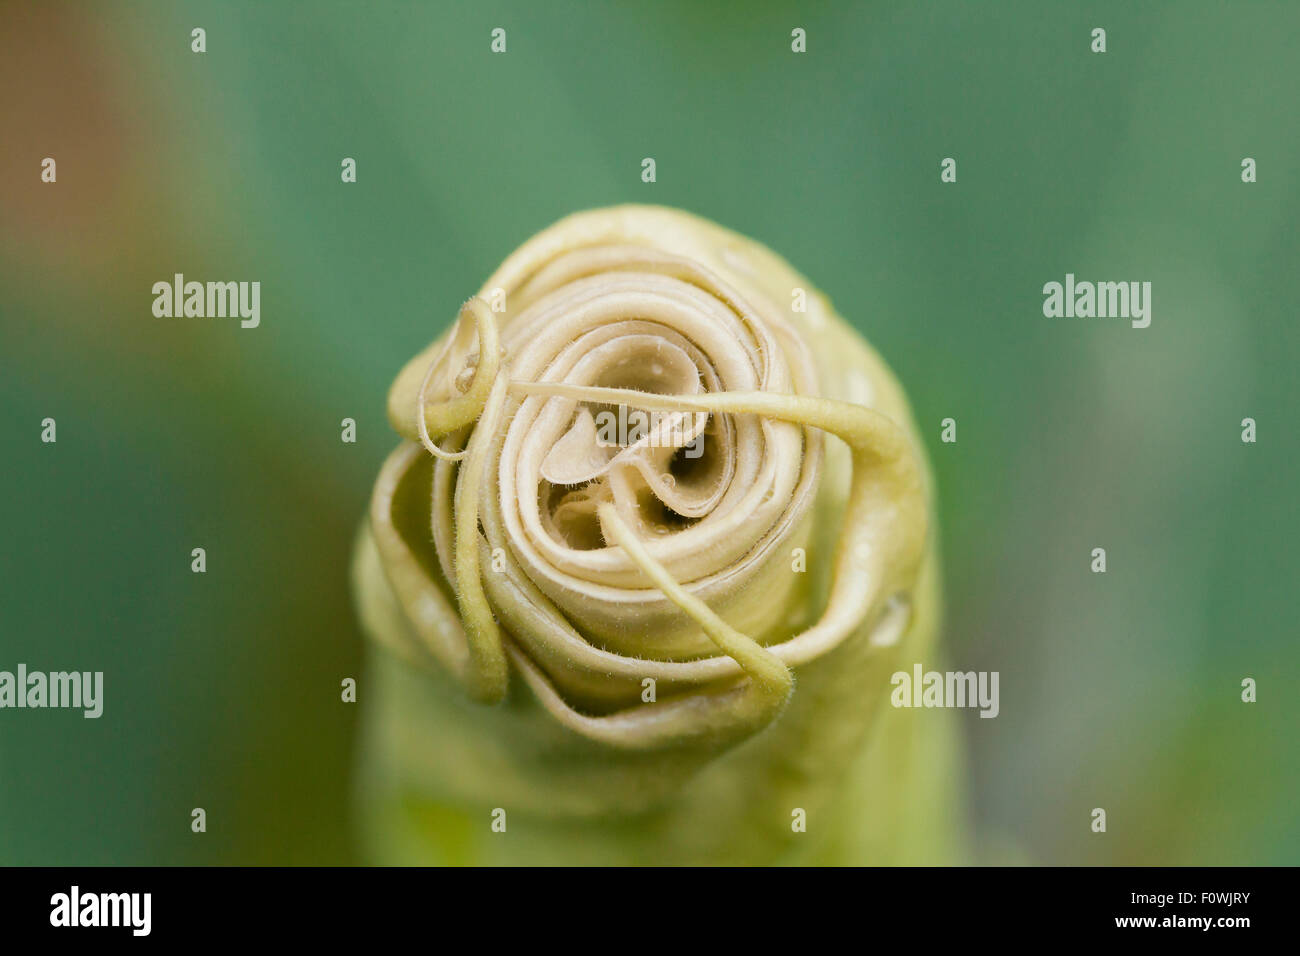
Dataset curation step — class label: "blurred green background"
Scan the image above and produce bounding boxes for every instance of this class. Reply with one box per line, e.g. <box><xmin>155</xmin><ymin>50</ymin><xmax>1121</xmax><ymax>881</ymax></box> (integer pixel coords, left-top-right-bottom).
<box><xmin>1</xmin><ymin>1</ymin><xmax>1295</xmax><ymax>865</ymax></box>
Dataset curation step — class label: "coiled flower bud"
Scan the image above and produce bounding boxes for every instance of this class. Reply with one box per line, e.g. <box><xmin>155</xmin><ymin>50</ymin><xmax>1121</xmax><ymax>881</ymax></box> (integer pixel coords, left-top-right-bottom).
<box><xmin>352</xmin><ymin>206</ymin><xmax>958</xmax><ymax>864</ymax></box>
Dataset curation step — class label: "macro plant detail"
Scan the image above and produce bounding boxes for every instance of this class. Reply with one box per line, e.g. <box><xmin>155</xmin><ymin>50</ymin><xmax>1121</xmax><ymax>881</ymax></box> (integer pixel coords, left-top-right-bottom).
<box><xmin>352</xmin><ymin>205</ymin><xmax>962</xmax><ymax>864</ymax></box>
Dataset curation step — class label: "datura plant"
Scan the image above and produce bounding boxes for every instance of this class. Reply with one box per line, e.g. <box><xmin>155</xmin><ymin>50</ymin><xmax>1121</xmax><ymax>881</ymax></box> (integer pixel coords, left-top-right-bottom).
<box><xmin>351</xmin><ymin>205</ymin><xmax>967</xmax><ymax>865</ymax></box>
